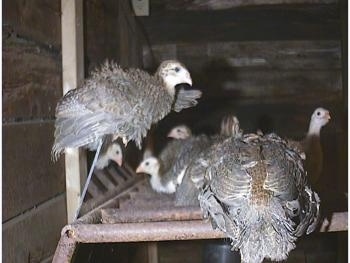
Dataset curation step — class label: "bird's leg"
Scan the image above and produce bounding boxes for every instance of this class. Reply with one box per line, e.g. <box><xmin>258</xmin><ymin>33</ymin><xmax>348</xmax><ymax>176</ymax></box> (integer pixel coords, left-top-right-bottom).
<box><xmin>74</xmin><ymin>140</ymin><xmax>103</xmax><ymax>220</ymax></box>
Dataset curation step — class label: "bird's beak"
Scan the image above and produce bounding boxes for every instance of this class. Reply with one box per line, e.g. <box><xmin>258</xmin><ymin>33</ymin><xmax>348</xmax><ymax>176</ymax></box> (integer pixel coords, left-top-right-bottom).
<box><xmin>185</xmin><ymin>74</ymin><xmax>192</xmax><ymax>86</ymax></box>
<box><xmin>167</xmin><ymin>130</ymin><xmax>176</xmax><ymax>138</ymax></box>
<box><xmin>325</xmin><ymin>111</ymin><xmax>331</xmax><ymax>120</ymax></box>
<box><xmin>136</xmin><ymin>165</ymin><xmax>143</xmax><ymax>174</ymax></box>
<box><xmin>114</xmin><ymin>157</ymin><xmax>122</xmax><ymax>167</ymax></box>
<box><xmin>182</xmin><ymin>71</ymin><xmax>192</xmax><ymax>86</ymax></box>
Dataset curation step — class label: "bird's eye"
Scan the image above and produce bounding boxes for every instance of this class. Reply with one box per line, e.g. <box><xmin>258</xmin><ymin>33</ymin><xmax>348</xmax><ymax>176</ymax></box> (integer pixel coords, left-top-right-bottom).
<box><xmin>177</xmin><ymin>129</ymin><xmax>180</xmax><ymax>132</ymax></box>
<box><xmin>317</xmin><ymin>111</ymin><xmax>321</xmax><ymax>116</ymax></box>
<box><xmin>174</xmin><ymin>67</ymin><xmax>180</xmax><ymax>73</ymax></box>
<box><xmin>145</xmin><ymin>161</ymin><xmax>149</xmax><ymax>166</ymax></box>
<box><xmin>116</xmin><ymin>150</ymin><xmax>120</xmax><ymax>155</ymax></box>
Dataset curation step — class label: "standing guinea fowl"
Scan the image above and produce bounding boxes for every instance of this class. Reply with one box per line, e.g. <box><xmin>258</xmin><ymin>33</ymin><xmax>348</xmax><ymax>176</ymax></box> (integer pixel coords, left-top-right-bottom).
<box><xmin>51</xmin><ymin>60</ymin><xmax>201</xmax><ymax>160</ymax></box>
<box><xmin>190</xmin><ymin>132</ymin><xmax>320</xmax><ymax>263</ymax></box>
<box><xmin>288</xmin><ymin>107</ymin><xmax>330</xmax><ymax>186</ymax></box>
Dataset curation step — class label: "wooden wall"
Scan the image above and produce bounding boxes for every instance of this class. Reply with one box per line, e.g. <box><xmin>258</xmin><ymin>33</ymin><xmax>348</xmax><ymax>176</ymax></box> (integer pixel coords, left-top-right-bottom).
<box><xmin>2</xmin><ymin>0</ymin><xmax>143</xmax><ymax>262</ymax></box>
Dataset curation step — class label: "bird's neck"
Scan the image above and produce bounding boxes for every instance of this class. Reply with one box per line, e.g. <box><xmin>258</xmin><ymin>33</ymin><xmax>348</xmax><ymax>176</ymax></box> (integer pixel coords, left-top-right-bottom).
<box><xmin>307</xmin><ymin>121</ymin><xmax>322</xmax><ymax>136</ymax></box>
<box><xmin>149</xmin><ymin>172</ymin><xmax>165</xmax><ymax>191</ymax></box>
<box><xmin>95</xmin><ymin>154</ymin><xmax>109</xmax><ymax>169</ymax></box>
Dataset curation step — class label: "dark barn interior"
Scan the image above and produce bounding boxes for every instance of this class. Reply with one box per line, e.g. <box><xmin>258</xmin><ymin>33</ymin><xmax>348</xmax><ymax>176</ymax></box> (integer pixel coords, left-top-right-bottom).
<box><xmin>2</xmin><ymin>0</ymin><xmax>348</xmax><ymax>262</ymax></box>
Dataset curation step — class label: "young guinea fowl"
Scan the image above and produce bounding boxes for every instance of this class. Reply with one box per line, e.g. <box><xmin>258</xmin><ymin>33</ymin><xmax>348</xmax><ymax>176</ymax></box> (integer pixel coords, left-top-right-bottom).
<box><xmin>167</xmin><ymin>124</ymin><xmax>192</xmax><ymax>139</ymax></box>
<box><xmin>95</xmin><ymin>141</ymin><xmax>123</xmax><ymax>169</ymax></box>
<box><xmin>189</xmin><ymin>132</ymin><xmax>320</xmax><ymax>263</ymax></box>
<box><xmin>51</xmin><ymin>60</ymin><xmax>201</xmax><ymax>160</ymax></box>
<box><xmin>288</xmin><ymin>107</ymin><xmax>331</xmax><ymax>186</ymax></box>
<box><xmin>136</xmin><ymin>135</ymin><xmax>212</xmax><ymax>194</ymax></box>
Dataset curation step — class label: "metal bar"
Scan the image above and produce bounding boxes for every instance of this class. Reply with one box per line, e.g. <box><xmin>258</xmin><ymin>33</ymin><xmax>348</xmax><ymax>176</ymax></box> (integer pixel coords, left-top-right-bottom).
<box><xmin>52</xmin><ymin>229</ymin><xmax>77</xmax><ymax>263</ymax></box>
<box><xmin>101</xmin><ymin>206</ymin><xmax>204</xmax><ymax>223</ymax></box>
<box><xmin>66</xmin><ymin>220</ymin><xmax>225</xmax><ymax>243</ymax></box>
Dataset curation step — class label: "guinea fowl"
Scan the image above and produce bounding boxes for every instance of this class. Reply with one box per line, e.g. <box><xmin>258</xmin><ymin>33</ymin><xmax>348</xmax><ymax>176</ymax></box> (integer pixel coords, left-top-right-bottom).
<box><xmin>95</xmin><ymin>141</ymin><xmax>123</xmax><ymax>169</ymax></box>
<box><xmin>190</xmin><ymin>132</ymin><xmax>320</xmax><ymax>263</ymax></box>
<box><xmin>136</xmin><ymin>134</ymin><xmax>211</xmax><ymax>194</ymax></box>
<box><xmin>167</xmin><ymin>124</ymin><xmax>192</xmax><ymax>139</ymax></box>
<box><xmin>52</xmin><ymin>60</ymin><xmax>200</xmax><ymax>160</ymax></box>
<box><xmin>288</xmin><ymin>107</ymin><xmax>330</xmax><ymax>186</ymax></box>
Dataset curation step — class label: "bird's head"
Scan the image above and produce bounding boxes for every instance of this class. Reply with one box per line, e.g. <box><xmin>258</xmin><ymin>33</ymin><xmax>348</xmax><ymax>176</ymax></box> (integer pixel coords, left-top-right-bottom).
<box><xmin>106</xmin><ymin>142</ymin><xmax>123</xmax><ymax>166</ymax></box>
<box><xmin>136</xmin><ymin>157</ymin><xmax>160</xmax><ymax>177</ymax></box>
<box><xmin>167</xmin><ymin>125</ymin><xmax>192</xmax><ymax>139</ymax></box>
<box><xmin>311</xmin><ymin>107</ymin><xmax>331</xmax><ymax>128</ymax></box>
<box><xmin>156</xmin><ymin>60</ymin><xmax>192</xmax><ymax>95</ymax></box>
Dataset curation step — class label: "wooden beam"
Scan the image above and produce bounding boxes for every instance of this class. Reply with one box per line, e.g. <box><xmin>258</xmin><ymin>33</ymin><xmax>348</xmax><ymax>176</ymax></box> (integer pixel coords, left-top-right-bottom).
<box><xmin>154</xmin><ymin>0</ymin><xmax>338</xmax><ymax>11</ymax></box>
<box><xmin>141</xmin><ymin>4</ymin><xmax>340</xmax><ymax>44</ymax></box>
<box><xmin>61</xmin><ymin>0</ymin><xmax>86</xmax><ymax>223</ymax></box>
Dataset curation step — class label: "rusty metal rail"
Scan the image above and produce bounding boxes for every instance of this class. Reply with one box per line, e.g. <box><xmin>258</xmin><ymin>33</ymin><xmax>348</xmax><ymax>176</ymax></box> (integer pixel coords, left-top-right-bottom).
<box><xmin>52</xmin><ymin>163</ymin><xmax>348</xmax><ymax>263</ymax></box>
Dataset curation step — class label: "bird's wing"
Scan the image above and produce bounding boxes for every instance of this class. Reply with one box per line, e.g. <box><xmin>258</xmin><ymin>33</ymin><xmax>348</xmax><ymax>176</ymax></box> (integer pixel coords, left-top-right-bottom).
<box><xmin>52</xmin><ymin>64</ymin><xmax>173</xmax><ymax>158</ymax></box>
<box><xmin>173</xmin><ymin>88</ymin><xmax>202</xmax><ymax>112</ymax></box>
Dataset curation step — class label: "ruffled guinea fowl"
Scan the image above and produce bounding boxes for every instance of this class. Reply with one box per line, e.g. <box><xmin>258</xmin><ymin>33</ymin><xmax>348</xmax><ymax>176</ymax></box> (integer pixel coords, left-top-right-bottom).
<box><xmin>95</xmin><ymin>140</ymin><xmax>123</xmax><ymax>169</ymax></box>
<box><xmin>136</xmin><ymin>134</ymin><xmax>211</xmax><ymax>194</ymax></box>
<box><xmin>51</xmin><ymin>60</ymin><xmax>201</xmax><ymax>160</ymax></box>
<box><xmin>288</xmin><ymin>107</ymin><xmax>330</xmax><ymax>186</ymax></box>
<box><xmin>190</xmin><ymin>132</ymin><xmax>320</xmax><ymax>263</ymax></box>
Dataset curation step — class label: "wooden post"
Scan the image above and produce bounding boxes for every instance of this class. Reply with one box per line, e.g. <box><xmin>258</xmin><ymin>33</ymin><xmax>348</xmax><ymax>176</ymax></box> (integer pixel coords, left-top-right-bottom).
<box><xmin>61</xmin><ymin>0</ymin><xmax>87</xmax><ymax>223</ymax></box>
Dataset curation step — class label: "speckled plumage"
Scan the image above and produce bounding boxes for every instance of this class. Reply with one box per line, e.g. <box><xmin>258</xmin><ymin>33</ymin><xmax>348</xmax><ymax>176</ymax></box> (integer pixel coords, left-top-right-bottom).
<box><xmin>175</xmin><ymin>115</ymin><xmax>243</xmax><ymax>206</ymax></box>
<box><xmin>193</xmin><ymin>132</ymin><xmax>320</xmax><ymax>263</ymax></box>
<box><xmin>52</xmin><ymin>60</ymin><xmax>200</xmax><ymax>160</ymax></box>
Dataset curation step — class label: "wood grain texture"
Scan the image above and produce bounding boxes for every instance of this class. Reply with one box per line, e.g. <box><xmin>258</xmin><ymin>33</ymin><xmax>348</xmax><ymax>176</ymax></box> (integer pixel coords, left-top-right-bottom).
<box><xmin>3</xmin><ymin>194</ymin><xmax>66</xmax><ymax>263</ymax></box>
<box><xmin>3</xmin><ymin>0</ymin><xmax>61</xmax><ymax>48</ymax></box>
<box><xmin>3</xmin><ymin>122</ymin><xmax>65</xmax><ymax>221</ymax></box>
<box><xmin>3</xmin><ymin>39</ymin><xmax>62</xmax><ymax>121</ymax></box>
<box><xmin>140</xmin><ymin>4</ymin><xmax>340</xmax><ymax>44</ymax></box>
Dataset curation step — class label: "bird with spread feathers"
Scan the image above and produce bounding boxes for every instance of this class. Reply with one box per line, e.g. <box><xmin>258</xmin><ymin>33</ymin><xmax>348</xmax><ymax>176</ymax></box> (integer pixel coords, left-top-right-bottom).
<box><xmin>51</xmin><ymin>60</ymin><xmax>201</xmax><ymax>160</ymax></box>
<box><xmin>188</xmin><ymin>131</ymin><xmax>320</xmax><ymax>263</ymax></box>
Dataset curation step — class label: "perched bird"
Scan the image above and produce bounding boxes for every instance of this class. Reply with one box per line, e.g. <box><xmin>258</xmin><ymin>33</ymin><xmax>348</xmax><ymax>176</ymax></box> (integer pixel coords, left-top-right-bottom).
<box><xmin>52</xmin><ymin>60</ymin><xmax>201</xmax><ymax>160</ymax></box>
<box><xmin>288</xmin><ymin>107</ymin><xmax>330</xmax><ymax>186</ymax></box>
<box><xmin>167</xmin><ymin>124</ymin><xmax>192</xmax><ymax>139</ymax></box>
<box><xmin>95</xmin><ymin>141</ymin><xmax>123</xmax><ymax>169</ymax></box>
<box><xmin>190</xmin><ymin>132</ymin><xmax>320</xmax><ymax>263</ymax></box>
<box><xmin>136</xmin><ymin>135</ymin><xmax>211</xmax><ymax>194</ymax></box>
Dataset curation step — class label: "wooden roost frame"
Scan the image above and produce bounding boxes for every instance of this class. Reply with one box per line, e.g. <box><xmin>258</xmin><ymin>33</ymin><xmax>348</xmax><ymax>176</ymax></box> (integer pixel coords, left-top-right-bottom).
<box><xmin>54</xmin><ymin>0</ymin><xmax>348</xmax><ymax>262</ymax></box>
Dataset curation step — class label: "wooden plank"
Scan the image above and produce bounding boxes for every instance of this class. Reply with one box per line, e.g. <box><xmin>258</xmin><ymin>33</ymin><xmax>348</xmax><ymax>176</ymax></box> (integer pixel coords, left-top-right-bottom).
<box><xmin>61</xmin><ymin>0</ymin><xmax>86</xmax><ymax>223</ymax></box>
<box><xmin>148</xmin><ymin>242</ymin><xmax>159</xmax><ymax>263</ymax></box>
<box><xmin>194</xmin><ymin>68</ymin><xmax>342</xmax><ymax>101</ymax></box>
<box><xmin>3</xmin><ymin>39</ymin><xmax>61</xmax><ymax>121</ymax></box>
<box><xmin>3</xmin><ymin>121</ymin><xmax>65</xmax><ymax>221</ymax></box>
<box><xmin>140</xmin><ymin>4</ymin><xmax>340</xmax><ymax>44</ymax></box>
<box><xmin>156</xmin><ymin>0</ymin><xmax>337</xmax><ymax>10</ymax></box>
<box><xmin>3</xmin><ymin>0</ymin><xmax>61</xmax><ymax>48</ymax></box>
<box><xmin>148</xmin><ymin>40</ymin><xmax>341</xmax><ymax>71</ymax></box>
<box><xmin>84</xmin><ymin>0</ymin><xmax>120</xmax><ymax>71</ymax></box>
<box><xmin>3</xmin><ymin>194</ymin><xmax>66</xmax><ymax>263</ymax></box>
